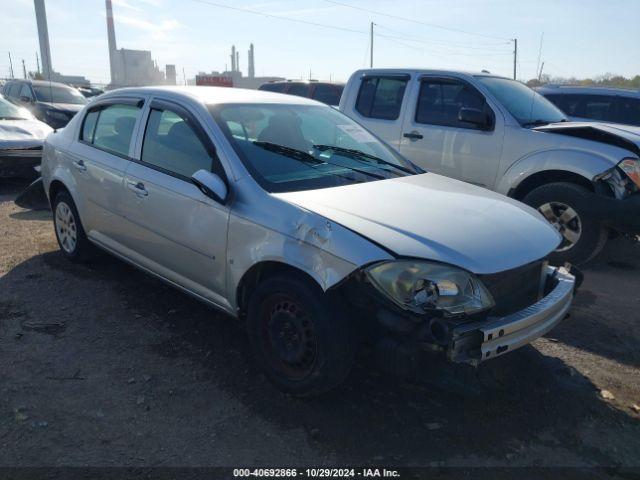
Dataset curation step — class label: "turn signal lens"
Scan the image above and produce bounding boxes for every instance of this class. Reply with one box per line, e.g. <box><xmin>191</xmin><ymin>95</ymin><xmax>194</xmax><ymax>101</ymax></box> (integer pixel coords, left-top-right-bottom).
<box><xmin>619</xmin><ymin>158</ymin><xmax>640</xmax><ymax>189</ymax></box>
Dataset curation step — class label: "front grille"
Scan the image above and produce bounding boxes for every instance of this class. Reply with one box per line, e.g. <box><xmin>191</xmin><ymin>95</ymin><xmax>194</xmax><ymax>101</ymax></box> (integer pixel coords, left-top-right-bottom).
<box><xmin>480</xmin><ymin>260</ymin><xmax>544</xmax><ymax>317</ymax></box>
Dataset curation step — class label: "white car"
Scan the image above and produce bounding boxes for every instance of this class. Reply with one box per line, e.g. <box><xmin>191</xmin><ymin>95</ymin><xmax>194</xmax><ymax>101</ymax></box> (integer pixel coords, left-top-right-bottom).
<box><xmin>41</xmin><ymin>86</ymin><xmax>575</xmax><ymax>395</ymax></box>
<box><xmin>0</xmin><ymin>94</ymin><xmax>52</xmax><ymax>178</ymax></box>
<box><xmin>340</xmin><ymin>69</ymin><xmax>640</xmax><ymax>265</ymax></box>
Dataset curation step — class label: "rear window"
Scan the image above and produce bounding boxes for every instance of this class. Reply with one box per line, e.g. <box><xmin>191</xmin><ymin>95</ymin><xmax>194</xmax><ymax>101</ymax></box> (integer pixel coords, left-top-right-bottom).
<box><xmin>355</xmin><ymin>76</ymin><xmax>407</xmax><ymax>120</ymax></box>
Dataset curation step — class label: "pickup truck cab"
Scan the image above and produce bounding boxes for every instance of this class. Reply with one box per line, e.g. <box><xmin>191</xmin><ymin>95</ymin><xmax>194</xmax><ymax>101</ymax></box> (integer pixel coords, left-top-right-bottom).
<box><xmin>340</xmin><ymin>69</ymin><xmax>640</xmax><ymax>264</ymax></box>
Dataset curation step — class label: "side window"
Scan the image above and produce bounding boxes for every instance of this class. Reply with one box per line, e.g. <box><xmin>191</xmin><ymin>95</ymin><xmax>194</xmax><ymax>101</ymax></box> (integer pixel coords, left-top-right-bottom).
<box><xmin>288</xmin><ymin>83</ymin><xmax>311</xmax><ymax>97</ymax></box>
<box><xmin>141</xmin><ymin>108</ymin><xmax>213</xmax><ymax>179</ymax></box>
<box><xmin>312</xmin><ymin>84</ymin><xmax>342</xmax><ymax>105</ymax></box>
<box><xmin>558</xmin><ymin>94</ymin><xmax>616</xmax><ymax>121</ymax></box>
<box><xmin>20</xmin><ymin>84</ymin><xmax>33</xmax><ymax>100</ymax></box>
<box><xmin>416</xmin><ymin>79</ymin><xmax>488</xmax><ymax>129</ymax></box>
<box><xmin>92</xmin><ymin>104</ymin><xmax>141</xmax><ymax>157</ymax></box>
<box><xmin>260</xmin><ymin>83</ymin><xmax>287</xmax><ymax>93</ymax></box>
<box><xmin>617</xmin><ymin>97</ymin><xmax>640</xmax><ymax>126</ymax></box>
<box><xmin>81</xmin><ymin>109</ymin><xmax>100</xmax><ymax>142</ymax></box>
<box><xmin>7</xmin><ymin>82</ymin><xmax>20</xmax><ymax>99</ymax></box>
<box><xmin>355</xmin><ymin>77</ymin><xmax>407</xmax><ymax>120</ymax></box>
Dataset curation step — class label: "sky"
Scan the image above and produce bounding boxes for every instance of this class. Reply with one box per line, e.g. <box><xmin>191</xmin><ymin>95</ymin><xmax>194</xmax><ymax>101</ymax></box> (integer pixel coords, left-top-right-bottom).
<box><xmin>1</xmin><ymin>0</ymin><xmax>639</xmax><ymax>85</ymax></box>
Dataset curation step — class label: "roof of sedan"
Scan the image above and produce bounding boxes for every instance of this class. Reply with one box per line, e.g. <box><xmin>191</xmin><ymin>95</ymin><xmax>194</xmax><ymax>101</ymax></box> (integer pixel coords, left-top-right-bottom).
<box><xmin>102</xmin><ymin>86</ymin><xmax>323</xmax><ymax>106</ymax></box>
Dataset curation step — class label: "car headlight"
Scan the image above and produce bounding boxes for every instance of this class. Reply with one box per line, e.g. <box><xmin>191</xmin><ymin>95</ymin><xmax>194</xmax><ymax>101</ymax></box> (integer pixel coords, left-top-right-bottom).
<box><xmin>46</xmin><ymin>110</ymin><xmax>69</xmax><ymax>121</ymax></box>
<box><xmin>618</xmin><ymin>158</ymin><xmax>640</xmax><ymax>189</ymax></box>
<box><xmin>366</xmin><ymin>260</ymin><xmax>495</xmax><ymax>316</ymax></box>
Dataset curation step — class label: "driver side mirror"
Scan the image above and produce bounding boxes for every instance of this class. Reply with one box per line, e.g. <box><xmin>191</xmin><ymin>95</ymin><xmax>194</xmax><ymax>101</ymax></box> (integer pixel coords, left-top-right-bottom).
<box><xmin>191</xmin><ymin>169</ymin><xmax>228</xmax><ymax>204</ymax></box>
<box><xmin>458</xmin><ymin>108</ymin><xmax>492</xmax><ymax>130</ymax></box>
<box><xmin>20</xmin><ymin>95</ymin><xmax>33</xmax><ymax>103</ymax></box>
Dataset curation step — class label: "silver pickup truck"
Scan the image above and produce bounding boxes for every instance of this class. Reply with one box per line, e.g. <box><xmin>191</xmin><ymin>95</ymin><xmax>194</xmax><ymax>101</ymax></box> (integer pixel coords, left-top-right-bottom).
<box><xmin>340</xmin><ymin>69</ymin><xmax>640</xmax><ymax>264</ymax></box>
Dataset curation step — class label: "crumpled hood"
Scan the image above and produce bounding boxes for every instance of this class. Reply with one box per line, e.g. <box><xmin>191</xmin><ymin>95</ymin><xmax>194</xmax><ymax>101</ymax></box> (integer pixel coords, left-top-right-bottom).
<box><xmin>535</xmin><ymin>121</ymin><xmax>640</xmax><ymax>157</ymax></box>
<box><xmin>0</xmin><ymin>119</ymin><xmax>52</xmax><ymax>149</ymax></box>
<box><xmin>275</xmin><ymin>173</ymin><xmax>561</xmax><ymax>274</ymax></box>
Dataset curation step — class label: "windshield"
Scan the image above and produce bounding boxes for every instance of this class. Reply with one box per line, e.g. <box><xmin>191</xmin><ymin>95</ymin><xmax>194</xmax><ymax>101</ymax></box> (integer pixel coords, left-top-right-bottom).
<box><xmin>209</xmin><ymin>103</ymin><xmax>419</xmax><ymax>193</ymax></box>
<box><xmin>0</xmin><ymin>96</ymin><xmax>33</xmax><ymax>120</ymax></box>
<box><xmin>33</xmin><ymin>85</ymin><xmax>87</xmax><ymax>105</ymax></box>
<box><xmin>476</xmin><ymin>76</ymin><xmax>566</xmax><ymax>126</ymax></box>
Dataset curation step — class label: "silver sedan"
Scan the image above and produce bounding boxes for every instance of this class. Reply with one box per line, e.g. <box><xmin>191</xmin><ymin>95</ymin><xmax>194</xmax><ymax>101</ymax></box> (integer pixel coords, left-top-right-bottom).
<box><xmin>41</xmin><ymin>86</ymin><xmax>575</xmax><ymax>395</ymax></box>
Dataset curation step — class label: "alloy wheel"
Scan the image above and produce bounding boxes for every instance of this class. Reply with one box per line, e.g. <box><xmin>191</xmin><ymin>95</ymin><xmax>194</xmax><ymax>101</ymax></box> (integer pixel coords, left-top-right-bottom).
<box><xmin>55</xmin><ymin>201</ymin><xmax>78</xmax><ymax>254</ymax></box>
<box><xmin>538</xmin><ymin>201</ymin><xmax>582</xmax><ymax>252</ymax></box>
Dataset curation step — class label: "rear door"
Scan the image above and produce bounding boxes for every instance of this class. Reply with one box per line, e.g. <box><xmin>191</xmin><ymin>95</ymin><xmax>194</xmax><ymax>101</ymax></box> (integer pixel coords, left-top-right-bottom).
<box><xmin>72</xmin><ymin>97</ymin><xmax>144</xmax><ymax>245</ymax></box>
<box><xmin>348</xmin><ymin>74</ymin><xmax>410</xmax><ymax>150</ymax></box>
<box><xmin>120</xmin><ymin>98</ymin><xmax>230</xmax><ymax>307</ymax></box>
<box><xmin>399</xmin><ymin>76</ymin><xmax>503</xmax><ymax>188</ymax></box>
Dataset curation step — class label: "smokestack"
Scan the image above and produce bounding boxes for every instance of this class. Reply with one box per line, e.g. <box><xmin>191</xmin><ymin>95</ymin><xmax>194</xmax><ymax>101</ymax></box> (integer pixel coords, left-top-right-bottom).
<box><xmin>248</xmin><ymin>43</ymin><xmax>255</xmax><ymax>79</ymax></box>
<box><xmin>105</xmin><ymin>0</ymin><xmax>118</xmax><ymax>85</ymax></box>
<box><xmin>33</xmin><ymin>0</ymin><xmax>53</xmax><ymax>79</ymax></box>
<box><xmin>230</xmin><ymin>45</ymin><xmax>236</xmax><ymax>72</ymax></box>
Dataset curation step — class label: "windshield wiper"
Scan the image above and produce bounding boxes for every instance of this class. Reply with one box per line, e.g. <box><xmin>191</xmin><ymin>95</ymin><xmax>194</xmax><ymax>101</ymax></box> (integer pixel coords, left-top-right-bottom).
<box><xmin>313</xmin><ymin>144</ymin><xmax>416</xmax><ymax>175</ymax></box>
<box><xmin>522</xmin><ymin>119</ymin><xmax>552</xmax><ymax>128</ymax></box>
<box><xmin>252</xmin><ymin>141</ymin><xmax>387</xmax><ymax>180</ymax></box>
<box><xmin>0</xmin><ymin>116</ymin><xmax>28</xmax><ymax>121</ymax></box>
<box><xmin>253</xmin><ymin>141</ymin><xmax>323</xmax><ymax>165</ymax></box>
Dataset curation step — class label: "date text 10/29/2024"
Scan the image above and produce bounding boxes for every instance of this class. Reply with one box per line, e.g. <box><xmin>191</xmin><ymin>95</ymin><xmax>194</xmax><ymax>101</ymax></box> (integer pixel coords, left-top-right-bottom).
<box><xmin>233</xmin><ymin>468</ymin><xmax>401</xmax><ymax>478</ymax></box>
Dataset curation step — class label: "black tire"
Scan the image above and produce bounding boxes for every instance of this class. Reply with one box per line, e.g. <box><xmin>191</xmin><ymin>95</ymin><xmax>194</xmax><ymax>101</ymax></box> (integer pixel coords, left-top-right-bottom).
<box><xmin>523</xmin><ymin>182</ymin><xmax>608</xmax><ymax>265</ymax></box>
<box><xmin>52</xmin><ymin>191</ymin><xmax>95</xmax><ymax>262</ymax></box>
<box><xmin>246</xmin><ymin>273</ymin><xmax>356</xmax><ymax>396</ymax></box>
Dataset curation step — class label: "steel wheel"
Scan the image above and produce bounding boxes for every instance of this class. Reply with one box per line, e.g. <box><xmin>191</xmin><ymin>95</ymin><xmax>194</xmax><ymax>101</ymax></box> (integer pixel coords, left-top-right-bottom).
<box><xmin>259</xmin><ymin>294</ymin><xmax>318</xmax><ymax>382</ymax></box>
<box><xmin>538</xmin><ymin>201</ymin><xmax>582</xmax><ymax>252</ymax></box>
<box><xmin>55</xmin><ymin>201</ymin><xmax>78</xmax><ymax>254</ymax></box>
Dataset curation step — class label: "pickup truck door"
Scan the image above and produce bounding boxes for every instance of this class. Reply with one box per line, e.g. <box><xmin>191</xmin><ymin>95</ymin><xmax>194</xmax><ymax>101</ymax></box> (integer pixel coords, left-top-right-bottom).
<box><xmin>399</xmin><ymin>76</ymin><xmax>503</xmax><ymax>189</ymax></box>
<box><xmin>119</xmin><ymin>99</ymin><xmax>230</xmax><ymax>308</ymax></box>
<box><xmin>348</xmin><ymin>74</ymin><xmax>411</xmax><ymax>151</ymax></box>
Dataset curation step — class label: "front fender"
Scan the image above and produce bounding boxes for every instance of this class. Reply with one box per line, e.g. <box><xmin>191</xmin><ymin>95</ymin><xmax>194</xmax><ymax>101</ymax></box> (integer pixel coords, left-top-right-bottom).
<box><xmin>225</xmin><ymin>185</ymin><xmax>393</xmax><ymax>313</ymax></box>
<box><xmin>496</xmin><ymin>148</ymin><xmax>616</xmax><ymax>195</ymax></box>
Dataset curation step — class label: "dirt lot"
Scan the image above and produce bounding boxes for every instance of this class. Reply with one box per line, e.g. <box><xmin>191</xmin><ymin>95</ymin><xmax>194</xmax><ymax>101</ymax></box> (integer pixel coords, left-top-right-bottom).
<box><xmin>1</xmin><ymin>179</ymin><xmax>639</xmax><ymax>475</ymax></box>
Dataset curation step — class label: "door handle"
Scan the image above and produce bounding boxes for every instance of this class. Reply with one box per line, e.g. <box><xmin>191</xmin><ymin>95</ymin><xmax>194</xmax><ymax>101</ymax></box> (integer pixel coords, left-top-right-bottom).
<box><xmin>403</xmin><ymin>131</ymin><xmax>424</xmax><ymax>140</ymax></box>
<box><xmin>126</xmin><ymin>180</ymin><xmax>148</xmax><ymax>197</ymax></box>
<box><xmin>72</xmin><ymin>159</ymin><xmax>87</xmax><ymax>172</ymax></box>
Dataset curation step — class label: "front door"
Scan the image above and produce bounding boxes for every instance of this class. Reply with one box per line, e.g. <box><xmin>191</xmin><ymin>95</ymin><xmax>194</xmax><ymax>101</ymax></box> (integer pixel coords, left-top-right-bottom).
<box><xmin>120</xmin><ymin>100</ymin><xmax>230</xmax><ymax>307</ymax></box>
<box><xmin>399</xmin><ymin>76</ymin><xmax>503</xmax><ymax>189</ymax></box>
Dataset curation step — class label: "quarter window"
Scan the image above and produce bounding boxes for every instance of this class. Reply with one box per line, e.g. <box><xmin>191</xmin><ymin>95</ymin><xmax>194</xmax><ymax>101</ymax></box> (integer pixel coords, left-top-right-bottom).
<box><xmin>141</xmin><ymin>108</ymin><xmax>213</xmax><ymax>178</ymax></box>
<box><xmin>91</xmin><ymin>104</ymin><xmax>141</xmax><ymax>157</ymax></box>
<box><xmin>416</xmin><ymin>79</ymin><xmax>489</xmax><ymax>128</ymax></box>
<box><xmin>355</xmin><ymin>76</ymin><xmax>407</xmax><ymax>120</ymax></box>
<box><xmin>81</xmin><ymin>109</ymin><xmax>100</xmax><ymax>142</ymax></box>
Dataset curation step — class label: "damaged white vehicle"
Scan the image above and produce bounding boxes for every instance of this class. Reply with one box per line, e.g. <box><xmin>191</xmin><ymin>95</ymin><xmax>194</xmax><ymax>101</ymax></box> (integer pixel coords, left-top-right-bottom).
<box><xmin>41</xmin><ymin>87</ymin><xmax>576</xmax><ymax>395</ymax></box>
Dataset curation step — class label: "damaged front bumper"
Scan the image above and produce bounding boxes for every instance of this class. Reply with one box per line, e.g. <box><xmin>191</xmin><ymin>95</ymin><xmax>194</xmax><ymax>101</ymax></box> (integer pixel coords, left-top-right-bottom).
<box><xmin>0</xmin><ymin>149</ymin><xmax>42</xmax><ymax>178</ymax></box>
<box><xmin>448</xmin><ymin>266</ymin><xmax>575</xmax><ymax>365</ymax></box>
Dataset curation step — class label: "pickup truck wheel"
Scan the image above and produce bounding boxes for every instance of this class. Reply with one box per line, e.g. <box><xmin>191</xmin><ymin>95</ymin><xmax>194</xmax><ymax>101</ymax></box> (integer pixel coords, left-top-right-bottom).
<box><xmin>246</xmin><ymin>274</ymin><xmax>356</xmax><ymax>396</ymax></box>
<box><xmin>53</xmin><ymin>191</ymin><xmax>94</xmax><ymax>262</ymax></box>
<box><xmin>523</xmin><ymin>182</ymin><xmax>608</xmax><ymax>265</ymax></box>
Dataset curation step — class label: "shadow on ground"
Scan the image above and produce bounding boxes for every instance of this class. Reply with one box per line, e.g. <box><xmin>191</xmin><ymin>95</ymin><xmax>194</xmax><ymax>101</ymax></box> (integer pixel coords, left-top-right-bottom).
<box><xmin>2</xmin><ymin>247</ymin><xmax>638</xmax><ymax>469</ymax></box>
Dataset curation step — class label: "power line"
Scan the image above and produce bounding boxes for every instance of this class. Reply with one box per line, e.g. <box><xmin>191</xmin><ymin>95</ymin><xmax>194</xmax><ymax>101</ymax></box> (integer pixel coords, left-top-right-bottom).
<box><xmin>374</xmin><ymin>25</ymin><xmax>511</xmax><ymax>50</ymax></box>
<box><xmin>324</xmin><ymin>0</ymin><xmax>512</xmax><ymax>41</ymax></box>
<box><xmin>188</xmin><ymin>0</ymin><xmax>365</xmax><ymax>35</ymax></box>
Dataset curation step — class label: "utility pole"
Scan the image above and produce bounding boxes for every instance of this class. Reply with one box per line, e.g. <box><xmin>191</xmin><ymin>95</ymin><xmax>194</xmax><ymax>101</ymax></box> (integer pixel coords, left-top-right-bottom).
<box><xmin>538</xmin><ymin>61</ymin><xmax>545</xmax><ymax>81</ymax></box>
<box><xmin>36</xmin><ymin>52</ymin><xmax>40</xmax><ymax>74</ymax></box>
<box><xmin>370</xmin><ymin>22</ymin><xmax>374</xmax><ymax>68</ymax></box>
<box><xmin>8</xmin><ymin>52</ymin><xmax>14</xmax><ymax>78</ymax></box>
<box><xmin>513</xmin><ymin>38</ymin><xmax>518</xmax><ymax>80</ymax></box>
<box><xmin>182</xmin><ymin>67</ymin><xmax>187</xmax><ymax>85</ymax></box>
<box><xmin>22</xmin><ymin>59</ymin><xmax>27</xmax><ymax>79</ymax></box>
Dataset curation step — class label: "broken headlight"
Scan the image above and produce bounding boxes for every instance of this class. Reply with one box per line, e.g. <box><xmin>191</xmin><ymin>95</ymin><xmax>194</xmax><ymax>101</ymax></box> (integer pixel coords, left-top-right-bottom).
<box><xmin>365</xmin><ymin>260</ymin><xmax>495</xmax><ymax>316</ymax></box>
<box><xmin>618</xmin><ymin>158</ymin><xmax>640</xmax><ymax>190</ymax></box>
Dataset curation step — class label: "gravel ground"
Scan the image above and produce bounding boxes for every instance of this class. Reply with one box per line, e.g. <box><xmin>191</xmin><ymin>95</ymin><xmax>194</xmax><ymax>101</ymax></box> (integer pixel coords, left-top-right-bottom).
<box><xmin>1</xmin><ymin>179</ymin><xmax>639</xmax><ymax>475</ymax></box>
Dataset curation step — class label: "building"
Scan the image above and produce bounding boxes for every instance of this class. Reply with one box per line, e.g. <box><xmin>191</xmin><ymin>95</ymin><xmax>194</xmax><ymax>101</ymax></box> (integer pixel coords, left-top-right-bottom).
<box><xmin>165</xmin><ymin>65</ymin><xmax>177</xmax><ymax>86</ymax></box>
<box><xmin>105</xmin><ymin>0</ymin><xmax>167</xmax><ymax>88</ymax></box>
